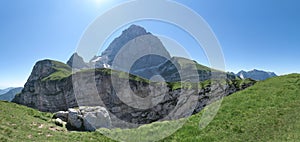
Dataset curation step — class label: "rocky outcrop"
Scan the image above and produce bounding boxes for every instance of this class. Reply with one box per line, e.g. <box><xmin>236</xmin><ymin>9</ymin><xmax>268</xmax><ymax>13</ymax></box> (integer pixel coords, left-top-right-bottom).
<box><xmin>237</xmin><ymin>69</ymin><xmax>277</xmax><ymax>81</ymax></box>
<box><xmin>12</xmin><ymin>60</ymin><xmax>77</xmax><ymax>112</ymax></box>
<box><xmin>13</xmin><ymin>58</ymin><xmax>256</xmax><ymax>129</ymax></box>
<box><xmin>54</xmin><ymin>106</ymin><xmax>111</xmax><ymax>131</ymax></box>
<box><xmin>67</xmin><ymin>53</ymin><xmax>89</xmax><ymax>69</ymax></box>
<box><xmin>13</xmin><ymin>60</ymin><xmax>255</xmax><ymax>129</ymax></box>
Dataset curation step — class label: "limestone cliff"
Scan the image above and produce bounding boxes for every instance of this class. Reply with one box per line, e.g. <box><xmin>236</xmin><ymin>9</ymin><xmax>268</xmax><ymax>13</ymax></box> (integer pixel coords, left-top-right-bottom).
<box><xmin>12</xmin><ymin>58</ymin><xmax>255</xmax><ymax>128</ymax></box>
<box><xmin>12</xmin><ymin>60</ymin><xmax>77</xmax><ymax>112</ymax></box>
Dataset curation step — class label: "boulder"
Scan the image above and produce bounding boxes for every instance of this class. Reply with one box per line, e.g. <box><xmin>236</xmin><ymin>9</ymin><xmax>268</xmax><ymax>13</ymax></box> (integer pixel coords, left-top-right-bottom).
<box><xmin>80</xmin><ymin>106</ymin><xmax>112</xmax><ymax>131</ymax></box>
<box><xmin>67</xmin><ymin>108</ymin><xmax>83</xmax><ymax>130</ymax></box>
<box><xmin>54</xmin><ymin>106</ymin><xmax>111</xmax><ymax>131</ymax></box>
<box><xmin>53</xmin><ymin>111</ymin><xmax>69</xmax><ymax>122</ymax></box>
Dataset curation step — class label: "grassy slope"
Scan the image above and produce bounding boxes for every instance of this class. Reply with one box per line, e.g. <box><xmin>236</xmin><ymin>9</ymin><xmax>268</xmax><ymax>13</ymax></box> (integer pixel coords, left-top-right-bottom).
<box><xmin>1</xmin><ymin>74</ymin><xmax>299</xmax><ymax>141</ymax></box>
<box><xmin>0</xmin><ymin>101</ymin><xmax>112</xmax><ymax>142</ymax></box>
<box><xmin>41</xmin><ymin>60</ymin><xmax>72</xmax><ymax>81</ymax></box>
<box><xmin>39</xmin><ymin>58</ymin><xmax>247</xmax><ymax>91</ymax></box>
<box><xmin>162</xmin><ymin>73</ymin><xmax>300</xmax><ymax>141</ymax></box>
<box><xmin>174</xmin><ymin>57</ymin><xmax>211</xmax><ymax>71</ymax></box>
<box><xmin>97</xmin><ymin>74</ymin><xmax>300</xmax><ymax>142</ymax></box>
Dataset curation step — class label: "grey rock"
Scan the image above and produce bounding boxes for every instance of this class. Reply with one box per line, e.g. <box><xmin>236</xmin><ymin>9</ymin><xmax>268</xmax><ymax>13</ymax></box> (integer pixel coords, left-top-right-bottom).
<box><xmin>53</xmin><ymin>111</ymin><xmax>69</xmax><ymax>122</ymax></box>
<box><xmin>131</xmin><ymin>112</ymin><xmax>142</xmax><ymax>117</ymax></box>
<box><xmin>12</xmin><ymin>60</ymin><xmax>77</xmax><ymax>112</ymax></box>
<box><xmin>111</xmin><ymin>34</ymin><xmax>171</xmax><ymax>79</ymax></box>
<box><xmin>100</xmin><ymin>24</ymin><xmax>151</xmax><ymax>65</ymax></box>
<box><xmin>90</xmin><ymin>25</ymin><xmax>171</xmax><ymax>80</ymax></box>
<box><xmin>68</xmin><ymin>108</ymin><xmax>83</xmax><ymax>129</ymax></box>
<box><xmin>80</xmin><ymin>106</ymin><xmax>111</xmax><ymax>131</ymax></box>
<box><xmin>67</xmin><ymin>53</ymin><xmax>89</xmax><ymax>69</ymax></box>
<box><xmin>111</xmin><ymin>107</ymin><xmax>121</xmax><ymax>113</ymax></box>
<box><xmin>54</xmin><ymin>106</ymin><xmax>111</xmax><ymax>131</ymax></box>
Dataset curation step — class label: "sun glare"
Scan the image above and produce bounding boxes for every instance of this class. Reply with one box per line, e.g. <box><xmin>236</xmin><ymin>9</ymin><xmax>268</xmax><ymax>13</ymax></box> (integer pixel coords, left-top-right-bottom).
<box><xmin>93</xmin><ymin>0</ymin><xmax>107</xmax><ymax>5</ymax></box>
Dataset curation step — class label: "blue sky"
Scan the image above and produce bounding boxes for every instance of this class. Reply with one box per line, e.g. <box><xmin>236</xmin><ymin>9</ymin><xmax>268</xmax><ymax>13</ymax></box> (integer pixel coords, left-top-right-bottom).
<box><xmin>0</xmin><ymin>0</ymin><xmax>300</xmax><ymax>89</ymax></box>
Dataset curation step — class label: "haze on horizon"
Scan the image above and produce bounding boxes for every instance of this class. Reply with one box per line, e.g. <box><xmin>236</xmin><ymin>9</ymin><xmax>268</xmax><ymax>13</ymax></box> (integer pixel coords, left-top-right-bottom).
<box><xmin>0</xmin><ymin>0</ymin><xmax>300</xmax><ymax>89</ymax></box>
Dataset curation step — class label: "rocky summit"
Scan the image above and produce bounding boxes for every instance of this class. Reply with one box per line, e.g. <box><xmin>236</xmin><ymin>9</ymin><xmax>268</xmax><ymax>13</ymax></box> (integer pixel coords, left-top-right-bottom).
<box><xmin>67</xmin><ymin>52</ymin><xmax>89</xmax><ymax>70</ymax></box>
<box><xmin>88</xmin><ymin>24</ymin><xmax>171</xmax><ymax>80</ymax></box>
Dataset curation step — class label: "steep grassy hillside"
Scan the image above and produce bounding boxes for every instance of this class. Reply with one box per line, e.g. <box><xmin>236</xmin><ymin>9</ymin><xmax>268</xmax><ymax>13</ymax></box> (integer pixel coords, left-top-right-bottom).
<box><xmin>41</xmin><ymin>60</ymin><xmax>72</xmax><ymax>81</ymax></box>
<box><xmin>99</xmin><ymin>74</ymin><xmax>300</xmax><ymax>141</ymax></box>
<box><xmin>0</xmin><ymin>101</ymin><xmax>112</xmax><ymax>142</ymax></box>
<box><xmin>162</xmin><ymin>73</ymin><xmax>300</xmax><ymax>141</ymax></box>
<box><xmin>1</xmin><ymin>74</ymin><xmax>299</xmax><ymax>141</ymax></box>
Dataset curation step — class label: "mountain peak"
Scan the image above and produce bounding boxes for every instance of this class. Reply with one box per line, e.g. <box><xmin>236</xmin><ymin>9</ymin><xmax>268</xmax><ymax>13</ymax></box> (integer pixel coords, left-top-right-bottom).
<box><xmin>100</xmin><ymin>24</ymin><xmax>151</xmax><ymax>58</ymax></box>
<box><xmin>96</xmin><ymin>24</ymin><xmax>169</xmax><ymax>69</ymax></box>
<box><xmin>122</xmin><ymin>24</ymin><xmax>149</xmax><ymax>36</ymax></box>
<box><xmin>67</xmin><ymin>52</ymin><xmax>88</xmax><ymax>69</ymax></box>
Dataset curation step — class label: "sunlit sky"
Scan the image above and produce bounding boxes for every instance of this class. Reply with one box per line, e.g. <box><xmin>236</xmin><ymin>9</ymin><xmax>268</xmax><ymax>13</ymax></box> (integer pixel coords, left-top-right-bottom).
<box><xmin>0</xmin><ymin>0</ymin><xmax>300</xmax><ymax>89</ymax></box>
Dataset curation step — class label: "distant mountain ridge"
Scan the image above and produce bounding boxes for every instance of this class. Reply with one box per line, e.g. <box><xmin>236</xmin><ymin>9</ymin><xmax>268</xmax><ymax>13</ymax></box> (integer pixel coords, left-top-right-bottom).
<box><xmin>0</xmin><ymin>87</ymin><xmax>14</xmax><ymax>95</ymax></box>
<box><xmin>237</xmin><ymin>69</ymin><xmax>277</xmax><ymax>81</ymax></box>
<box><xmin>0</xmin><ymin>87</ymin><xmax>23</xmax><ymax>101</ymax></box>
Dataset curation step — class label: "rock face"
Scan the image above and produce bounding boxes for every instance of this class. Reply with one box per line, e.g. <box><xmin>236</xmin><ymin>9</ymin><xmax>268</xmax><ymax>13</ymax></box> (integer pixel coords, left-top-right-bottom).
<box><xmin>89</xmin><ymin>25</ymin><xmax>171</xmax><ymax>79</ymax></box>
<box><xmin>13</xmin><ymin>58</ymin><xmax>256</xmax><ymax>130</ymax></box>
<box><xmin>54</xmin><ymin>106</ymin><xmax>111</xmax><ymax>131</ymax></box>
<box><xmin>12</xmin><ymin>58</ymin><xmax>255</xmax><ymax>129</ymax></box>
<box><xmin>80</xmin><ymin>106</ymin><xmax>111</xmax><ymax>131</ymax></box>
<box><xmin>237</xmin><ymin>69</ymin><xmax>277</xmax><ymax>81</ymax></box>
<box><xmin>0</xmin><ymin>87</ymin><xmax>23</xmax><ymax>101</ymax></box>
<box><xmin>98</xmin><ymin>24</ymin><xmax>153</xmax><ymax>66</ymax></box>
<box><xmin>12</xmin><ymin>60</ymin><xmax>77</xmax><ymax>112</ymax></box>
